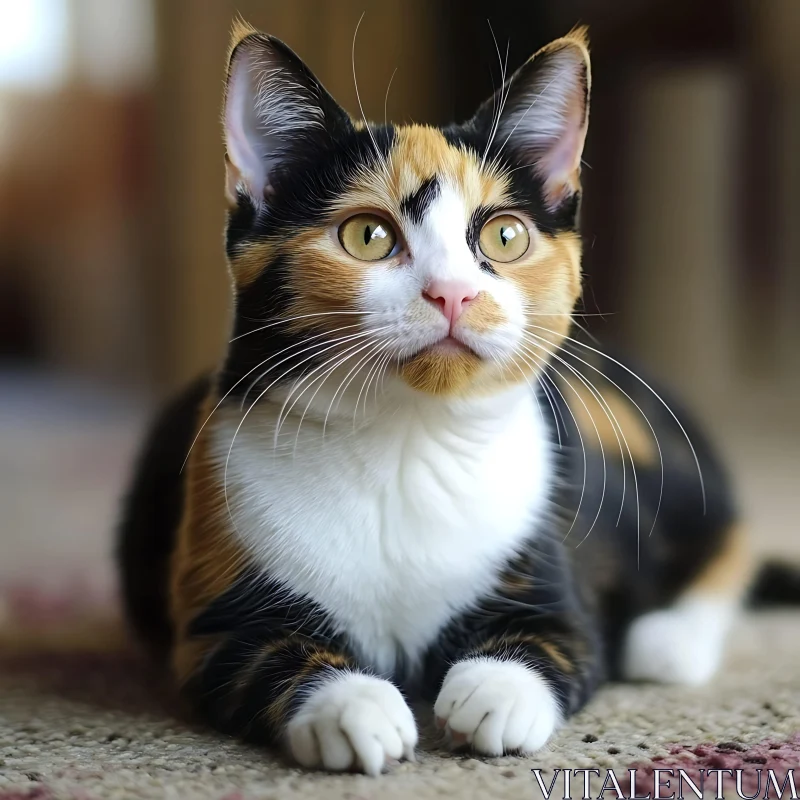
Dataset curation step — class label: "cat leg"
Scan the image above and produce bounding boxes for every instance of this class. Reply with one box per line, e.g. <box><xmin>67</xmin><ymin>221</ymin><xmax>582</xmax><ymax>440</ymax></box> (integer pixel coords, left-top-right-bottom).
<box><xmin>622</xmin><ymin>525</ymin><xmax>751</xmax><ymax>685</ymax></box>
<box><xmin>428</xmin><ymin>548</ymin><xmax>602</xmax><ymax>756</ymax></box>
<box><xmin>175</xmin><ymin>626</ymin><xmax>417</xmax><ymax>775</ymax></box>
<box><xmin>170</xmin><ymin>442</ymin><xmax>417</xmax><ymax>775</ymax></box>
<box><xmin>172</xmin><ymin>553</ymin><xmax>417</xmax><ymax>774</ymax></box>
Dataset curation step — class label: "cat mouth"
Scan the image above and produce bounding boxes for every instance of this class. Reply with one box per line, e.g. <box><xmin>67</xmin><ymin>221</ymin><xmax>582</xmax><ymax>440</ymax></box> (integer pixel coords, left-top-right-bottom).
<box><xmin>414</xmin><ymin>335</ymin><xmax>480</xmax><ymax>359</ymax></box>
<box><xmin>429</xmin><ymin>336</ymin><xmax>471</xmax><ymax>353</ymax></box>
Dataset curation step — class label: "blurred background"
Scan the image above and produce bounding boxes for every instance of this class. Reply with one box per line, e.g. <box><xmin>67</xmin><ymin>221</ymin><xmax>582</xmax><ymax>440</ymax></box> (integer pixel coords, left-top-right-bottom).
<box><xmin>1</xmin><ymin>0</ymin><xmax>797</xmax><ymax>625</ymax></box>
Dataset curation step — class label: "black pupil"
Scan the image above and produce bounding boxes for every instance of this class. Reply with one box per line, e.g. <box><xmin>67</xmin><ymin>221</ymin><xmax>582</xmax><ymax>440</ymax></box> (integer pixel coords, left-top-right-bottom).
<box><xmin>500</xmin><ymin>226</ymin><xmax>510</xmax><ymax>246</ymax></box>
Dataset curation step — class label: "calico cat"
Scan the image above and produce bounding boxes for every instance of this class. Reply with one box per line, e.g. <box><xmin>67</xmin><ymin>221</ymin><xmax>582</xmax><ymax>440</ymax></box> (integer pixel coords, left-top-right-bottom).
<box><xmin>118</xmin><ymin>22</ymin><xmax>752</xmax><ymax>775</ymax></box>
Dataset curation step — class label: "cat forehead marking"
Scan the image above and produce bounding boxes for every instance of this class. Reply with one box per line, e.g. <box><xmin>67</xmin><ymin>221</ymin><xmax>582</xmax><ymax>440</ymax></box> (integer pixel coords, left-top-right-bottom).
<box><xmin>383</xmin><ymin>125</ymin><xmax>511</xmax><ymax>218</ymax></box>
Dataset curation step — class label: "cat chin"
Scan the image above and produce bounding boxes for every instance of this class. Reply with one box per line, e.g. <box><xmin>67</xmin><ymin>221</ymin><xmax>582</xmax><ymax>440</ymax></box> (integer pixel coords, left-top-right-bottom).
<box><xmin>399</xmin><ymin>346</ymin><xmax>484</xmax><ymax>396</ymax></box>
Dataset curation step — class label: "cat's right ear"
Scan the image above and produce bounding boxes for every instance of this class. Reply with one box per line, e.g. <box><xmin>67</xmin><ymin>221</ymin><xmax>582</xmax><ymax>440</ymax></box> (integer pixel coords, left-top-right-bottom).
<box><xmin>223</xmin><ymin>21</ymin><xmax>352</xmax><ymax>206</ymax></box>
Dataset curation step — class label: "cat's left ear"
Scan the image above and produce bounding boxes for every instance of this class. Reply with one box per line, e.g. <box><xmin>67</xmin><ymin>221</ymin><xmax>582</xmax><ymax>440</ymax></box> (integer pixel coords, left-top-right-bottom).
<box><xmin>223</xmin><ymin>20</ymin><xmax>353</xmax><ymax>206</ymax></box>
<box><xmin>474</xmin><ymin>26</ymin><xmax>591</xmax><ymax>209</ymax></box>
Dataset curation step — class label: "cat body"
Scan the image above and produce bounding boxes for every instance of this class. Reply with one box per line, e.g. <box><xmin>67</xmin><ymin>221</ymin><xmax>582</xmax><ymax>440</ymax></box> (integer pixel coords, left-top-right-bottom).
<box><xmin>213</xmin><ymin>384</ymin><xmax>549</xmax><ymax>678</ymax></box>
<box><xmin>119</xmin><ymin>22</ymin><xmax>749</xmax><ymax>775</ymax></box>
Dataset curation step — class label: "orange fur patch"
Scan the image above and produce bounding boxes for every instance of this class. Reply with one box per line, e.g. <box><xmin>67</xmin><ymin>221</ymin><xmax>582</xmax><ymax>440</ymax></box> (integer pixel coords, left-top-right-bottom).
<box><xmin>688</xmin><ymin>526</ymin><xmax>752</xmax><ymax>597</ymax></box>
<box><xmin>478</xmin><ymin>633</ymin><xmax>574</xmax><ymax>675</ymax></box>
<box><xmin>462</xmin><ymin>291</ymin><xmax>506</xmax><ymax>334</ymax></box>
<box><xmin>401</xmin><ymin>348</ymin><xmax>483</xmax><ymax>396</ymax></box>
<box><xmin>228</xmin><ymin>239</ymin><xmax>277</xmax><ymax>288</ymax></box>
<box><xmin>284</xmin><ymin>227</ymin><xmax>367</xmax><ymax>323</ymax></box>
<box><xmin>489</xmin><ymin>231</ymin><xmax>583</xmax><ymax>388</ymax></box>
<box><xmin>170</xmin><ymin>399</ymin><xmax>250</xmax><ymax>684</ymax></box>
<box><xmin>568</xmin><ymin>380</ymin><xmax>657</xmax><ymax>466</ymax></box>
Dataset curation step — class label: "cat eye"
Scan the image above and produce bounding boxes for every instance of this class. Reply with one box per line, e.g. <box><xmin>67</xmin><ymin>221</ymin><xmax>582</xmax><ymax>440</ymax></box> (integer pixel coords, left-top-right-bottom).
<box><xmin>338</xmin><ymin>214</ymin><xmax>398</xmax><ymax>261</ymax></box>
<box><xmin>479</xmin><ymin>215</ymin><xmax>530</xmax><ymax>263</ymax></box>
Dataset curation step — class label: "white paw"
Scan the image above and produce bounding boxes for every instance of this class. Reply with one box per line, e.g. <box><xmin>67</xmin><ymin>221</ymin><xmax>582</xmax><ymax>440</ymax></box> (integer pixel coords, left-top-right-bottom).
<box><xmin>287</xmin><ymin>672</ymin><xmax>417</xmax><ymax>775</ymax></box>
<box><xmin>622</xmin><ymin>600</ymin><xmax>733</xmax><ymax>686</ymax></box>
<box><xmin>433</xmin><ymin>657</ymin><xmax>561</xmax><ymax>756</ymax></box>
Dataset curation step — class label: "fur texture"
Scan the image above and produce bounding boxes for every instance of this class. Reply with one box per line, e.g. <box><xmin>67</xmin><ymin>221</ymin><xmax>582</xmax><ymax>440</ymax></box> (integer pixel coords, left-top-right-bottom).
<box><xmin>118</xmin><ymin>23</ymin><xmax>754</xmax><ymax>776</ymax></box>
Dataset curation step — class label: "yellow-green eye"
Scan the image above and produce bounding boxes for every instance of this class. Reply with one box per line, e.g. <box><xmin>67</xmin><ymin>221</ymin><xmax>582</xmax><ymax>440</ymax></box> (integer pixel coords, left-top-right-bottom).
<box><xmin>479</xmin><ymin>215</ymin><xmax>530</xmax><ymax>263</ymax></box>
<box><xmin>338</xmin><ymin>214</ymin><xmax>397</xmax><ymax>261</ymax></box>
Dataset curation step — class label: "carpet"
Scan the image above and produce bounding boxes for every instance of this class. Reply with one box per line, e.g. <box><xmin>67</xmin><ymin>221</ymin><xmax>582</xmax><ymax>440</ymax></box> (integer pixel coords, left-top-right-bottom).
<box><xmin>1</xmin><ymin>372</ymin><xmax>799</xmax><ymax>799</ymax></box>
<box><xmin>1</xmin><ymin>613</ymin><xmax>799</xmax><ymax>799</ymax></box>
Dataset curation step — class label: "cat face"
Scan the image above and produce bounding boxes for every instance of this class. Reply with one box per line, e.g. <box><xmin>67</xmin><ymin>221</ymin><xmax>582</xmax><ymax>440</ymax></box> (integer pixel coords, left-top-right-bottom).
<box><xmin>220</xmin><ymin>21</ymin><xmax>590</xmax><ymax>406</ymax></box>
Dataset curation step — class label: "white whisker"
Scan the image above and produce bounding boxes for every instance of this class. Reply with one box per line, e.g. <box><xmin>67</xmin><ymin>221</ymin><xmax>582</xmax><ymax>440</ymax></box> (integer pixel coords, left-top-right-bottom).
<box><xmin>480</xmin><ymin>23</ymin><xmax>511</xmax><ymax>172</ymax></box>
<box><xmin>274</xmin><ymin>335</ymin><xmax>387</xmax><ymax>450</ymax></box>
<box><xmin>231</xmin><ymin>311</ymin><xmax>378</xmax><ymax>343</ymax></box>
<box><xmin>384</xmin><ymin>67</ymin><xmax>397</xmax><ymax>127</ymax></box>
<box><xmin>523</xmin><ymin>333</ymin><xmax>640</xmax><ymax>557</ymax></box>
<box><xmin>530</xmin><ymin>330</ymin><xmax>704</xmax><ymax>512</ymax></box>
<box><xmin>181</xmin><ymin>322</ymin><xmax>374</xmax><ymax>471</ymax></box>
<box><xmin>352</xmin><ymin>12</ymin><xmax>391</xmax><ymax>179</ymax></box>
<box><xmin>240</xmin><ymin>326</ymin><xmax>386</xmax><ymax>410</ymax></box>
<box><xmin>517</xmin><ymin>341</ymin><xmax>603</xmax><ymax>543</ymax></box>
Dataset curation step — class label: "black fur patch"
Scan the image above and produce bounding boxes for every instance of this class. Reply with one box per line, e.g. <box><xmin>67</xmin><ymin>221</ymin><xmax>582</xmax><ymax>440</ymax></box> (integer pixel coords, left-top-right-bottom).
<box><xmin>186</xmin><ymin>569</ymin><xmax>355</xmax><ymax>741</ymax></box>
<box><xmin>219</xmin><ymin>125</ymin><xmax>397</xmax><ymax>403</ymax></box>
<box><xmin>117</xmin><ymin>375</ymin><xmax>211</xmax><ymax>660</ymax></box>
<box><xmin>466</xmin><ymin>204</ymin><xmax>499</xmax><ymax>254</ymax></box>
<box><xmin>423</xmin><ymin>526</ymin><xmax>604</xmax><ymax>714</ymax></box>
<box><xmin>399</xmin><ymin>175</ymin><xmax>440</xmax><ymax>225</ymax></box>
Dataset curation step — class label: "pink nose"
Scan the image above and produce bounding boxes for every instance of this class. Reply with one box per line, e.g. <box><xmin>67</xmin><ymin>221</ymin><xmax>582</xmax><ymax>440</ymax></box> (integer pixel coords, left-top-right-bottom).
<box><xmin>423</xmin><ymin>280</ymin><xmax>478</xmax><ymax>327</ymax></box>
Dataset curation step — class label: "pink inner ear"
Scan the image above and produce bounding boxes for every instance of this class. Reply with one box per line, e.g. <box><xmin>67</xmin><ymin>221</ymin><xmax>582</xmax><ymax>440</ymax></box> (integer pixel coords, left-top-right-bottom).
<box><xmin>502</xmin><ymin>43</ymin><xmax>589</xmax><ymax>209</ymax></box>
<box><xmin>224</xmin><ymin>54</ymin><xmax>268</xmax><ymax>200</ymax></box>
<box><xmin>537</xmin><ymin>99</ymin><xmax>586</xmax><ymax>207</ymax></box>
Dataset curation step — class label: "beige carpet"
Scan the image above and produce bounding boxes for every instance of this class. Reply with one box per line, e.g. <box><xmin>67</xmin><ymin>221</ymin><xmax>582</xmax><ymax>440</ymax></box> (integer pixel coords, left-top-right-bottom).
<box><xmin>1</xmin><ymin>612</ymin><xmax>799</xmax><ymax>799</ymax></box>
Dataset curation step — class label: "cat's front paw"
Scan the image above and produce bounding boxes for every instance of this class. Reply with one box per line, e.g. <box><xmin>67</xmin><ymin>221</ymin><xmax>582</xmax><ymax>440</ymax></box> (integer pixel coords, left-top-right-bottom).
<box><xmin>434</xmin><ymin>657</ymin><xmax>561</xmax><ymax>756</ymax></box>
<box><xmin>287</xmin><ymin>672</ymin><xmax>417</xmax><ymax>775</ymax></box>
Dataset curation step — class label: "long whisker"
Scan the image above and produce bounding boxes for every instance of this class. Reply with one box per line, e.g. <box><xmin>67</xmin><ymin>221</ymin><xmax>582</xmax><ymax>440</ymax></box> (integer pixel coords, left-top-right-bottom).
<box><xmin>181</xmin><ymin>322</ymin><xmax>372</xmax><ymax>471</ymax></box>
<box><xmin>224</xmin><ymin>336</ymin><xmax>381</xmax><ymax>530</ymax></box>
<box><xmin>514</xmin><ymin>345</ymin><xmax>590</xmax><ymax>541</ymax></box>
<box><xmin>538</xmin><ymin>368</ymin><xmax>569</xmax><ymax>446</ymax></box>
<box><xmin>497</xmin><ymin>350</ymin><xmax>558</xmax><ymax>447</ymax></box>
<box><xmin>232</xmin><ymin>311</ymin><xmax>379</xmax><ymax>342</ymax></box>
<box><xmin>338</xmin><ymin>339</ymin><xmax>391</xmax><ymax>431</ymax></box>
<box><xmin>538</xmin><ymin>339</ymin><xmax>666</xmax><ymax>540</ymax></box>
<box><xmin>289</xmin><ymin>336</ymin><xmax>385</xmax><ymax>446</ymax></box>
<box><xmin>356</xmin><ymin>336</ymin><xmax>398</xmax><ymax>423</ymax></box>
<box><xmin>518</xmin><ymin>304</ymin><xmax>615</xmax><ymax>319</ymax></box>
<box><xmin>288</xmin><ymin>342</ymin><xmax>383</xmax><ymax>457</ymax></box>
<box><xmin>480</xmin><ymin>24</ymin><xmax>511</xmax><ymax>172</ymax></box>
<box><xmin>274</xmin><ymin>335</ymin><xmax>388</xmax><ymax>450</ymax></box>
<box><xmin>374</xmin><ymin>342</ymin><xmax>397</xmax><ymax>402</ymax></box>
<box><xmin>487</xmin><ymin>77</ymin><xmax>557</xmax><ymax>174</ymax></box>
<box><xmin>352</xmin><ymin>12</ymin><xmax>390</xmax><ymax>178</ymax></box>
<box><xmin>240</xmin><ymin>326</ymin><xmax>386</xmax><ymax>410</ymax></box>
<box><xmin>523</xmin><ymin>334</ymin><xmax>630</xmax><ymax>520</ymax></box>
<box><xmin>522</xmin><ymin>342</ymin><xmax>611</xmax><ymax>531</ymax></box>
<box><xmin>523</xmin><ymin>334</ymin><xmax>640</xmax><ymax>556</ymax></box>
<box><xmin>533</xmin><ymin>330</ymin><xmax>704</xmax><ymax>511</ymax></box>
<box><xmin>384</xmin><ymin>67</ymin><xmax>397</xmax><ymax>127</ymax></box>
<box><xmin>528</xmin><ymin>323</ymin><xmax>678</xmax><ymax>529</ymax></box>
<box><xmin>323</xmin><ymin>337</ymin><xmax>391</xmax><ymax>438</ymax></box>
<box><xmin>569</xmin><ymin>319</ymin><xmax>603</xmax><ymax>348</ymax></box>
<box><xmin>223</xmin><ymin>345</ymin><xmax>357</xmax><ymax>535</ymax></box>
<box><xmin>506</xmin><ymin>351</ymin><xmax>548</xmax><ymax>435</ymax></box>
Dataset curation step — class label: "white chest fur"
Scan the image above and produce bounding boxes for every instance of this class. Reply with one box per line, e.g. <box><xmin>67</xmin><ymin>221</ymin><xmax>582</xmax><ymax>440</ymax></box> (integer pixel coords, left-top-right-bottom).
<box><xmin>211</xmin><ymin>385</ymin><xmax>550</xmax><ymax>676</ymax></box>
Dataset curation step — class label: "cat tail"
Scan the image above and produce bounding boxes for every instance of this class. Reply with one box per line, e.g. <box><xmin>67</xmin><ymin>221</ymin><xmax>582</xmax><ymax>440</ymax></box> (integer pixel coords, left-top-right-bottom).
<box><xmin>748</xmin><ymin>561</ymin><xmax>800</xmax><ymax>607</ymax></box>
